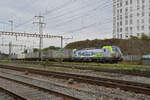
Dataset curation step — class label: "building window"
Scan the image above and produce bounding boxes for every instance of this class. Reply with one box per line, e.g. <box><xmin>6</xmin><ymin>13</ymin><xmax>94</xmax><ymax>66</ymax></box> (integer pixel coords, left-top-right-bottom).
<box><xmin>130</xmin><ymin>0</ymin><xmax>132</xmax><ymax>4</ymax></box>
<box><xmin>130</xmin><ymin>7</ymin><xmax>133</xmax><ymax>11</ymax></box>
<box><xmin>137</xmin><ymin>19</ymin><xmax>140</xmax><ymax>24</ymax></box>
<box><xmin>126</xmin><ymin>0</ymin><xmax>128</xmax><ymax>5</ymax></box>
<box><xmin>141</xmin><ymin>19</ymin><xmax>144</xmax><ymax>23</ymax></box>
<box><xmin>137</xmin><ymin>0</ymin><xmax>139</xmax><ymax>4</ymax></box>
<box><xmin>142</xmin><ymin>0</ymin><xmax>145</xmax><ymax>3</ymax></box>
<box><xmin>120</xmin><ymin>28</ymin><xmax>122</xmax><ymax>32</ymax></box>
<box><xmin>125</xmin><ymin>8</ymin><xmax>128</xmax><ymax>12</ymax></box>
<box><xmin>137</xmin><ymin>13</ymin><xmax>140</xmax><ymax>17</ymax></box>
<box><xmin>117</xmin><ymin>34</ymin><xmax>119</xmax><ymax>38</ymax></box>
<box><xmin>120</xmin><ymin>15</ymin><xmax>122</xmax><ymax>20</ymax></box>
<box><xmin>120</xmin><ymin>21</ymin><xmax>122</xmax><ymax>26</ymax></box>
<box><xmin>120</xmin><ymin>9</ymin><xmax>122</xmax><ymax>13</ymax></box>
<box><xmin>117</xmin><ymin>28</ymin><xmax>119</xmax><ymax>32</ymax></box>
<box><xmin>120</xmin><ymin>34</ymin><xmax>122</xmax><ymax>39</ymax></box>
<box><xmin>113</xmin><ymin>29</ymin><xmax>116</xmax><ymax>33</ymax></box>
<box><xmin>125</xmin><ymin>15</ymin><xmax>128</xmax><ymax>19</ymax></box>
<box><xmin>137</xmin><ymin>26</ymin><xmax>140</xmax><ymax>30</ymax></box>
<box><xmin>130</xmin><ymin>27</ymin><xmax>133</xmax><ymax>31</ymax></box>
<box><xmin>149</xmin><ymin>26</ymin><xmax>150</xmax><ymax>30</ymax></box>
<box><xmin>141</xmin><ymin>26</ymin><xmax>144</xmax><ymax>30</ymax></box>
<box><xmin>120</xmin><ymin>2</ymin><xmax>122</xmax><ymax>7</ymax></box>
<box><xmin>142</xmin><ymin>12</ymin><xmax>145</xmax><ymax>16</ymax></box>
<box><xmin>117</xmin><ymin>22</ymin><xmax>119</xmax><ymax>26</ymax></box>
<box><xmin>130</xmin><ymin>14</ymin><xmax>133</xmax><ymax>18</ymax></box>
<box><xmin>117</xmin><ymin>3</ymin><xmax>119</xmax><ymax>8</ymax></box>
<box><xmin>125</xmin><ymin>20</ymin><xmax>128</xmax><ymax>25</ymax></box>
<box><xmin>130</xmin><ymin>19</ymin><xmax>133</xmax><ymax>24</ymax></box>
<box><xmin>117</xmin><ymin>16</ymin><xmax>119</xmax><ymax>20</ymax></box>
<box><xmin>142</xmin><ymin>5</ymin><xmax>145</xmax><ymax>10</ymax></box>
<box><xmin>117</xmin><ymin>10</ymin><xmax>119</xmax><ymax>15</ymax></box>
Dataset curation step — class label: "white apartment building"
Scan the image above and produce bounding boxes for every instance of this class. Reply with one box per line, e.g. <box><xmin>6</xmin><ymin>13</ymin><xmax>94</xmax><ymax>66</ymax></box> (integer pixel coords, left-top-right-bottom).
<box><xmin>113</xmin><ymin>0</ymin><xmax>150</xmax><ymax>39</ymax></box>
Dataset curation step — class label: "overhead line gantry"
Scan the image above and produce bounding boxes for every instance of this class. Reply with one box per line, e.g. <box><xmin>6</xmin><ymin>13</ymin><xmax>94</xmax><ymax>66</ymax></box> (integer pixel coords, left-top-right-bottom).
<box><xmin>0</xmin><ymin>31</ymin><xmax>62</xmax><ymax>38</ymax></box>
<box><xmin>0</xmin><ymin>31</ymin><xmax>73</xmax><ymax>61</ymax></box>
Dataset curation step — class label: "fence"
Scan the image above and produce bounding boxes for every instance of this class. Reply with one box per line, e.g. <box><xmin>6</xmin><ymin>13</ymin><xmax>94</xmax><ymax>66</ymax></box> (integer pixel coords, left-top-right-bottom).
<box><xmin>122</xmin><ymin>55</ymin><xmax>141</xmax><ymax>61</ymax></box>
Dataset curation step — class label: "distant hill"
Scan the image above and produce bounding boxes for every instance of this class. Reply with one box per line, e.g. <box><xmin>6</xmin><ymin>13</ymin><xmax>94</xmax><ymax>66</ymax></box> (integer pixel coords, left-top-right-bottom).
<box><xmin>65</xmin><ymin>39</ymin><xmax>150</xmax><ymax>55</ymax></box>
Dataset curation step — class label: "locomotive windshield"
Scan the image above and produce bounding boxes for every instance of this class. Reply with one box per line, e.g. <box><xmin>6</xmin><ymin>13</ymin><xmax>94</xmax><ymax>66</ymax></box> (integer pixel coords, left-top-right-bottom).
<box><xmin>112</xmin><ymin>46</ymin><xmax>123</xmax><ymax>56</ymax></box>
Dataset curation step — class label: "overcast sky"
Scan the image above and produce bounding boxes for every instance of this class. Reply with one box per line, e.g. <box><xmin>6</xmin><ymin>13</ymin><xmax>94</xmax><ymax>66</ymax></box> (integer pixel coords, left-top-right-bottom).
<box><xmin>0</xmin><ymin>0</ymin><xmax>112</xmax><ymax>54</ymax></box>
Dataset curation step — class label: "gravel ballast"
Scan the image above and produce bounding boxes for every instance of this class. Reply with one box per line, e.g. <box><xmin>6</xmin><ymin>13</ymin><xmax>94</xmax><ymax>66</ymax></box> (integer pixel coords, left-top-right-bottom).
<box><xmin>0</xmin><ymin>68</ymin><xmax>150</xmax><ymax>100</ymax></box>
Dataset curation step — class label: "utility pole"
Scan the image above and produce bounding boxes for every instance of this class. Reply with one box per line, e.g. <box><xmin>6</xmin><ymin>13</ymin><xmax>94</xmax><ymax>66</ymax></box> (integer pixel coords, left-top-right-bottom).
<box><xmin>60</xmin><ymin>36</ymin><xmax>73</xmax><ymax>63</ymax></box>
<box><xmin>60</xmin><ymin>36</ymin><xmax>73</xmax><ymax>48</ymax></box>
<box><xmin>8</xmin><ymin>20</ymin><xmax>17</xmax><ymax>40</ymax></box>
<box><xmin>61</xmin><ymin>36</ymin><xmax>63</xmax><ymax>49</ymax></box>
<box><xmin>33</xmin><ymin>15</ymin><xmax>46</xmax><ymax>61</ymax></box>
<box><xmin>8</xmin><ymin>20</ymin><xmax>13</xmax><ymax>32</ymax></box>
<box><xmin>8</xmin><ymin>42</ymin><xmax>12</xmax><ymax>61</ymax></box>
<box><xmin>8</xmin><ymin>20</ymin><xmax>13</xmax><ymax>60</ymax></box>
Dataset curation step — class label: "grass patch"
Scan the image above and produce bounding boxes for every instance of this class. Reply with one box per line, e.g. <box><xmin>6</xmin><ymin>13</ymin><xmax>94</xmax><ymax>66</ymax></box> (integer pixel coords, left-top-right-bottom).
<box><xmin>0</xmin><ymin>60</ymin><xmax>150</xmax><ymax>71</ymax></box>
<box><xmin>47</xmin><ymin>61</ymin><xmax>150</xmax><ymax>70</ymax></box>
<box><xmin>0</xmin><ymin>61</ymin><xmax>91</xmax><ymax>73</ymax></box>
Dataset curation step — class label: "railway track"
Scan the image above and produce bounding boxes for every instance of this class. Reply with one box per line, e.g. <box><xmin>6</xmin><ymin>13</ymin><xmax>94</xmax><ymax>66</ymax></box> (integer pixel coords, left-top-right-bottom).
<box><xmin>17</xmin><ymin>61</ymin><xmax>150</xmax><ymax>78</ymax></box>
<box><xmin>0</xmin><ymin>63</ymin><xmax>150</xmax><ymax>95</ymax></box>
<box><xmin>0</xmin><ymin>69</ymin><xmax>80</xmax><ymax>100</ymax></box>
<box><xmin>0</xmin><ymin>87</ymin><xmax>26</xmax><ymax>100</ymax></box>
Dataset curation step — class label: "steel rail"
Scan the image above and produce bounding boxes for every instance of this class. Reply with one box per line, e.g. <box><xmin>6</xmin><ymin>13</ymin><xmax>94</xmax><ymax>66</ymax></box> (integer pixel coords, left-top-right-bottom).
<box><xmin>16</xmin><ymin>61</ymin><xmax>150</xmax><ymax>78</ymax></box>
<box><xmin>0</xmin><ymin>64</ymin><xmax>150</xmax><ymax>95</ymax></box>
<box><xmin>0</xmin><ymin>87</ymin><xmax>26</xmax><ymax>100</ymax></box>
<box><xmin>0</xmin><ymin>74</ymin><xmax>80</xmax><ymax>100</ymax></box>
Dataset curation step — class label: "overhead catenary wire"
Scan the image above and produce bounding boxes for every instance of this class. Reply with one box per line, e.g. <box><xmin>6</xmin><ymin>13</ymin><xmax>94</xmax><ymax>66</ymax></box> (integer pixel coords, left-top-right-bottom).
<box><xmin>46</xmin><ymin>0</ymin><xmax>112</xmax><ymax>22</ymax></box>
<box><xmin>43</xmin><ymin>0</ymin><xmax>76</xmax><ymax>15</ymax></box>
<box><xmin>12</xmin><ymin>0</ymin><xmax>42</xmax><ymax>29</ymax></box>
<box><xmin>58</xmin><ymin>18</ymin><xmax>112</xmax><ymax>35</ymax></box>
<box><xmin>43</xmin><ymin>1</ymin><xmax>112</xmax><ymax>36</ymax></box>
<box><xmin>14</xmin><ymin>0</ymin><xmax>75</xmax><ymax>29</ymax></box>
<box><xmin>51</xmin><ymin>3</ymin><xmax>112</xmax><ymax>28</ymax></box>
<box><xmin>51</xmin><ymin>1</ymin><xmax>112</xmax><ymax>35</ymax></box>
<box><xmin>14</xmin><ymin>0</ymin><xmax>112</xmax><ymax>33</ymax></box>
<box><xmin>8</xmin><ymin>0</ymin><xmax>113</xmax><ymax>46</ymax></box>
<box><xmin>43</xmin><ymin>1</ymin><xmax>112</xmax><ymax>35</ymax></box>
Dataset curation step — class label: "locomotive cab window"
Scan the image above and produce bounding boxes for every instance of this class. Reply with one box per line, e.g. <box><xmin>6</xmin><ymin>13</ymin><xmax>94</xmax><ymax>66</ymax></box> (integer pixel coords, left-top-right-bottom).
<box><xmin>104</xmin><ymin>49</ymin><xmax>106</xmax><ymax>52</ymax></box>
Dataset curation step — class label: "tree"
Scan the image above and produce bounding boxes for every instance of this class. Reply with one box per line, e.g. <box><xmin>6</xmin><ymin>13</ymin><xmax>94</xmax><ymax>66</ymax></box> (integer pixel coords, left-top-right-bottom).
<box><xmin>24</xmin><ymin>49</ymin><xmax>27</xmax><ymax>53</ymax></box>
<box><xmin>141</xmin><ymin>34</ymin><xmax>149</xmax><ymax>40</ymax></box>
<box><xmin>33</xmin><ymin>48</ymin><xmax>39</xmax><ymax>52</ymax></box>
<box><xmin>42</xmin><ymin>46</ymin><xmax>60</xmax><ymax>51</ymax></box>
<box><xmin>130</xmin><ymin>35</ymin><xmax>139</xmax><ymax>40</ymax></box>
